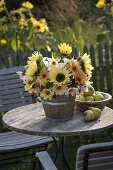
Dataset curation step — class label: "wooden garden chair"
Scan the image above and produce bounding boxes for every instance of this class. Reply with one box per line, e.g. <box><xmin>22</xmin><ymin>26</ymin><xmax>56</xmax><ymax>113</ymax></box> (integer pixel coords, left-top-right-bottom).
<box><xmin>0</xmin><ymin>66</ymin><xmax>53</xmax><ymax>169</ymax></box>
<box><xmin>36</xmin><ymin>141</ymin><xmax>113</xmax><ymax>170</ymax></box>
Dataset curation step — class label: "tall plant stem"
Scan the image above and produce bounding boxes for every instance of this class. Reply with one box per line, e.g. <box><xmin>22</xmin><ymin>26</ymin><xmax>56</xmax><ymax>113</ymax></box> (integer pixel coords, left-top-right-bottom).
<box><xmin>3</xmin><ymin>5</ymin><xmax>13</xmax><ymax>24</ymax></box>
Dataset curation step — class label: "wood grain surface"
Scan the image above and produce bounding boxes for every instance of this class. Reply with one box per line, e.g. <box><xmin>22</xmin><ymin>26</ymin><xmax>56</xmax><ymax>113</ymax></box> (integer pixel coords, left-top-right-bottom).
<box><xmin>3</xmin><ymin>103</ymin><xmax>113</xmax><ymax>137</ymax></box>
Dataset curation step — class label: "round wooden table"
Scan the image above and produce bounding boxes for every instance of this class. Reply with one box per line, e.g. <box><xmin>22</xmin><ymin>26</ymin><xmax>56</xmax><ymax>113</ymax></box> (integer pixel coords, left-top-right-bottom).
<box><xmin>3</xmin><ymin>103</ymin><xmax>113</xmax><ymax>137</ymax></box>
<box><xmin>3</xmin><ymin>103</ymin><xmax>113</xmax><ymax>170</ymax></box>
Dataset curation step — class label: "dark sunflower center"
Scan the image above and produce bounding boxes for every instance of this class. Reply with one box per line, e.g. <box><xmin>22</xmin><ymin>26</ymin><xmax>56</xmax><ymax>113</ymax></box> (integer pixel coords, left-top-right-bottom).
<box><xmin>37</xmin><ymin>26</ymin><xmax>41</xmax><ymax>30</ymax></box>
<box><xmin>57</xmin><ymin>86</ymin><xmax>61</xmax><ymax>90</ymax></box>
<box><xmin>56</xmin><ymin>73</ymin><xmax>65</xmax><ymax>82</ymax></box>
<box><xmin>42</xmin><ymin>74</ymin><xmax>46</xmax><ymax>78</ymax></box>
<box><xmin>28</xmin><ymin>80</ymin><xmax>32</xmax><ymax>85</ymax></box>
<box><xmin>77</xmin><ymin>77</ymin><xmax>81</xmax><ymax>82</ymax></box>
<box><xmin>46</xmin><ymin>91</ymin><xmax>50</xmax><ymax>95</ymax></box>
<box><xmin>73</xmin><ymin>66</ymin><xmax>77</xmax><ymax>71</ymax></box>
<box><xmin>52</xmin><ymin>61</ymin><xmax>56</xmax><ymax>65</ymax></box>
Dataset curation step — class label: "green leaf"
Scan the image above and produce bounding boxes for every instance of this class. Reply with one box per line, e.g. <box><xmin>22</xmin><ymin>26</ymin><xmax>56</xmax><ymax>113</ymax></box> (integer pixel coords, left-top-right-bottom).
<box><xmin>11</xmin><ymin>38</ymin><xmax>21</xmax><ymax>52</ymax></box>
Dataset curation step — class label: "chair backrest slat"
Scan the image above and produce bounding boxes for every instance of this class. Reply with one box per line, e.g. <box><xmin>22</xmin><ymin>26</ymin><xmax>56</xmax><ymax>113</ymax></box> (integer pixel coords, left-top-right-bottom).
<box><xmin>0</xmin><ymin>66</ymin><xmax>34</xmax><ymax>113</ymax></box>
<box><xmin>76</xmin><ymin>142</ymin><xmax>113</xmax><ymax>170</ymax></box>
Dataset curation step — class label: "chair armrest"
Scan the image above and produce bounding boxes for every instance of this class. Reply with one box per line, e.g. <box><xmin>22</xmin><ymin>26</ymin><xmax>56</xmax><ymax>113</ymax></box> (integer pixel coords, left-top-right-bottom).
<box><xmin>35</xmin><ymin>151</ymin><xmax>58</xmax><ymax>170</ymax></box>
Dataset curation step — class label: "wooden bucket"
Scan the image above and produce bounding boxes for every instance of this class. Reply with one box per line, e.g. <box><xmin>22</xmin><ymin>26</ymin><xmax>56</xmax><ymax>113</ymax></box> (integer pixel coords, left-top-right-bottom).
<box><xmin>41</xmin><ymin>95</ymin><xmax>75</xmax><ymax>121</ymax></box>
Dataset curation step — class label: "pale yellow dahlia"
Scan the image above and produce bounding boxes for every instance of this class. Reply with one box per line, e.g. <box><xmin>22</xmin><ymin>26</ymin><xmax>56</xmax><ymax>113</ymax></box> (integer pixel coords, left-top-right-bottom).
<box><xmin>58</xmin><ymin>43</ymin><xmax>72</xmax><ymax>55</ymax></box>
<box><xmin>79</xmin><ymin>53</ymin><xmax>93</xmax><ymax>78</ymax></box>
<box><xmin>26</xmin><ymin>61</ymin><xmax>38</xmax><ymax>77</ymax></box>
<box><xmin>96</xmin><ymin>0</ymin><xmax>105</xmax><ymax>8</ymax></box>
<box><xmin>24</xmin><ymin>76</ymin><xmax>33</xmax><ymax>91</ymax></box>
<box><xmin>49</xmin><ymin>67</ymin><xmax>71</xmax><ymax>86</ymax></box>
<box><xmin>40</xmin><ymin>89</ymin><xmax>53</xmax><ymax>100</ymax></box>
<box><xmin>53</xmin><ymin>85</ymin><xmax>66</xmax><ymax>95</ymax></box>
<box><xmin>22</xmin><ymin>1</ymin><xmax>33</xmax><ymax>9</ymax></box>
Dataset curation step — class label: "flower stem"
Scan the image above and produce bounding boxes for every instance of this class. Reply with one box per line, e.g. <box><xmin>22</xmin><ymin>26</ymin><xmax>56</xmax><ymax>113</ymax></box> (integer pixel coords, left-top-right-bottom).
<box><xmin>3</xmin><ymin>5</ymin><xmax>13</xmax><ymax>24</ymax></box>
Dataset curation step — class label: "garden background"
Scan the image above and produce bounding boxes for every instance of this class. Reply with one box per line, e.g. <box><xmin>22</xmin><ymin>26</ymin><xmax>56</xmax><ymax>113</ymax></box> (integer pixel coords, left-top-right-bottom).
<box><xmin>1</xmin><ymin>0</ymin><xmax>113</xmax><ymax>170</ymax></box>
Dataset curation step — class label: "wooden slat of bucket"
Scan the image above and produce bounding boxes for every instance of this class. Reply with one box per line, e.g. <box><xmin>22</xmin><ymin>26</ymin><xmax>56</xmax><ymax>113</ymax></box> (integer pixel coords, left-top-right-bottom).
<box><xmin>104</xmin><ymin>43</ymin><xmax>112</xmax><ymax>95</ymax></box>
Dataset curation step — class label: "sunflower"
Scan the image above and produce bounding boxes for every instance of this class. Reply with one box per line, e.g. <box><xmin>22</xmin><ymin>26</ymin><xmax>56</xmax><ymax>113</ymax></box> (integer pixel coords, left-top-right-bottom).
<box><xmin>26</xmin><ymin>61</ymin><xmax>38</xmax><ymax>77</ymax></box>
<box><xmin>38</xmin><ymin>69</ymin><xmax>49</xmax><ymax>86</ymax></box>
<box><xmin>28</xmin><ymin>82</ymin><xmax>40</xmax><ymax>94</ymax></box>
<box><xmin>79</xmin><ymin>53</ymin><xmax>93</xmax><ymax>78</ymax></box>
<box><xmin>96</xmin><ymin>0</ymin><xmax>105</xmax><ymax>8</ymax></box>
<box><xmin>28</xmin><ymin>51</ymin><xmax>41</xmax><ymax>63</ymax></box>
<box><xmin>24</xmin><ymin>76</ymin><xmax>33</xmax><ymax>91</ymax></box>
<box><xmin>35</xmin><ymin>21</ymin><xmax>45</xmax><ymax>32</ymax></box>
<box><xmin>53</xmin><ymin>85</ymin><xmax>66</xmax><ymax>95</ymax></box>
<box><xmin>58</xmin><ymin>43</ymin><xmax>72</xmax><ymax>55</ymax></box>
<box><xmin>40</xmin><ymin>19</ymin><xmax>49</xmax><ymax>32</ymax></box>
<box><xmin>22</xmin><ymin>1</ymin><xmax>33</xmax><ymax>10</ymax></box>
<box><xmin>30</xmin><ymin>17</ymin><xmax>38</xmax><ymax>27</ymax></box>
<box><xmin>68</xmin><ymin>60</ymin><xmax>81</xmax><ymax>74</ymax></box>
<box><xmin>19</xmin><ymin>17</ymin><xmax>28</xmax><ymax>28</ymax></box>
<box><xmin>73</xmin><ymin>69</ymin><xmax>88</xmax><ymax>85</ymax></box>
<box><xmin>40</xmin><ymin>89</ymin><xmax>53</xmax><ymax>100</ymax></box>
<box><xmin>10</xmin><ymin>10</ymin><xmax>23</xmax><ymax>21</ymax></box>
<box><xmin>49</xmin><ymin>67</ymin><xmax>71</xmax><ymax>86</ymax></box>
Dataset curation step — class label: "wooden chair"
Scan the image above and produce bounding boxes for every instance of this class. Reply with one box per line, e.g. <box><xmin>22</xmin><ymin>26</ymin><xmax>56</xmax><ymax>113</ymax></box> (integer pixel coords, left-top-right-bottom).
<box><xmin>0</xmin><ymin>66</ymin><xmax>53</xmax><ymax>168</ymax></box>
<box><xmin>36</xmin><ymin>141</ymin><xmax>113</xmax><ymax>170</ymax></box>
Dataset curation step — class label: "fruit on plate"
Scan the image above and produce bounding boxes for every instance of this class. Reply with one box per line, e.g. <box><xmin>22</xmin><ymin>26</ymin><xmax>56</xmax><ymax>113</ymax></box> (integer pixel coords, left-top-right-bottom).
<box><xmin>76</xmin><ymin>85</ymin><xmax>104</xmax><ymax>102</ymax></box>
<box><xmin>84</xmin><ymin>85</ymin><xmax>95</xmax><ymax>97</ymax></box>
<box><xmin>84</xmin><ymin>110</ymin><xmax>95</xmax><ymax>122</ymax></box>
<box><xmin>94</xmin><ymin>91</ymin><xmax>104</xmax><ymax>101</ymax></box>
<box><xmin>79</xmin><ymin>95</ymin><xmax>86</xmax><ymax>101</ymax></box>
<box><xmin>85</xmin><ymin>96</ymin><xmax>94</xmax><ymax>101</ymax></box>
<box><xmin>89</xmin><ymin>107</ymin><xmax>101</xmax><ymax>120</ymax></box>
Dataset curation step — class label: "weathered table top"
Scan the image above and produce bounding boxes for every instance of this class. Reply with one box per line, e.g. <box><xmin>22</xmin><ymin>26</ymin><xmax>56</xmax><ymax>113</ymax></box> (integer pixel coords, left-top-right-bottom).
<box><xmin>3</xmin><ymin>103</ymin><xmax>113</xmax><ymax>137</ymax></box>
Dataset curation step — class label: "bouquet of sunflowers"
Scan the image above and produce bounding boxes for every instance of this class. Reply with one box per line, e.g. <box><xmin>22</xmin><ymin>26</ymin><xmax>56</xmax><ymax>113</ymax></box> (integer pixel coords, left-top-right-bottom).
<box><xmin>18</xmin><ymin>43</ymin><xmax>93</xmax><ymax>101</ymax></box>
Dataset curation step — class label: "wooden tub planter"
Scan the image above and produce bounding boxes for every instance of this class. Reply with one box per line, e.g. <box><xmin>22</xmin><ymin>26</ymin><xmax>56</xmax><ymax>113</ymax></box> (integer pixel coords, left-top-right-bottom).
<box><xmin>42</xmin><ymin>95</ymin><xmax>75</xmax><ymax>121</ymax></box>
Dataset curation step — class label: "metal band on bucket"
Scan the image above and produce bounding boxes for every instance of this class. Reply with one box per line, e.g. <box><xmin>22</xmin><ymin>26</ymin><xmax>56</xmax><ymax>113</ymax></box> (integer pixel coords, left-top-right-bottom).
<box><xmin>41</xmin><ymin>100</ymin><xmax>75</xmax><ymax>106</ymax></box>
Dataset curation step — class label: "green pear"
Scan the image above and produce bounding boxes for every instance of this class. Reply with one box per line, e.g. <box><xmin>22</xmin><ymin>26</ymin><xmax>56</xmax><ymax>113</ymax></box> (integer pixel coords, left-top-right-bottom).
<box><xmin>84</xmin><ymin>85</ymin><xmax>95</xmax><ymax>97</ymax></box>
<box><xmin>89</xmin><ymin>107</ymin><xmax>101</xmax><ymax>120</ymax></box>
<box><xmin>84</xmin><ymin>110</ymin><xmax>95</xmax><ymax>122</ymax></box>
<box><xmin>79</xmin><ymin>95</ymin><xmax>86</xmax><ymax>101</ymax></box>
<box><xmin>85</xmin><ymin>96</ymin><xmax>94</xmax><ymax>101</ymax></box>
<box><xmin>94</xmin><ymin>92</ymin><xmax>104</xmax><ymax>101</ymax></box>
<box><xmin>76</xmin><ymin>95</ymin><xmax>80</xmax><ymax>100</ymax></box>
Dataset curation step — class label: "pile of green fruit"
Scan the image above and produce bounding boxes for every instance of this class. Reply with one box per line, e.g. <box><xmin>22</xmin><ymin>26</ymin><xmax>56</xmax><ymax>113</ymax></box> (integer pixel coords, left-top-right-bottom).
<box><xmin>84</xmin><ymin>107</ymin><xmax>101</xmax><ymax>122</ymax></box>
<box><xmin>76</xmin><ymin>85</ymin><xmax>104</xmax><ymax>101</ymax></box>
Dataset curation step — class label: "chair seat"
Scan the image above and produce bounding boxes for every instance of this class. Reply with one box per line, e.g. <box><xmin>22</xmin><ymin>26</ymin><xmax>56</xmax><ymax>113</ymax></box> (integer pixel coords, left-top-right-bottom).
<box><xmin>0</xmin><ymin>131</ymin><xmax>53</xmax><ymax>153</ymax></box>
